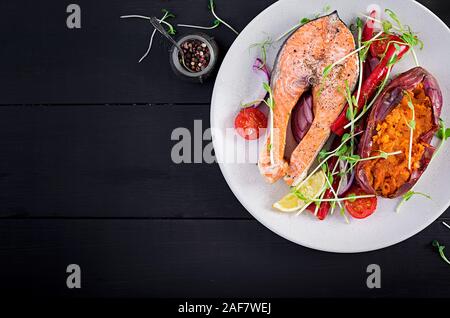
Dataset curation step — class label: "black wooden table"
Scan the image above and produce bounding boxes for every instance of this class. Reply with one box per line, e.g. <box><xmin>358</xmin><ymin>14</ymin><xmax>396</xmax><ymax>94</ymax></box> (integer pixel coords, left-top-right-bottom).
<box><xmin>0</xmin><ymin>0</ymin><xmax>449</xmax><ymax>299</ymax></box>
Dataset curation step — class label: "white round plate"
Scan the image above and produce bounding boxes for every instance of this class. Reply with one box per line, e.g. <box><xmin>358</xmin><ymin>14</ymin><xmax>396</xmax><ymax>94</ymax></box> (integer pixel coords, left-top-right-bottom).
<box><xmin>211</xmin><ymin>0</ymin><xmax>450</xmax><ymax>252</ymax></box>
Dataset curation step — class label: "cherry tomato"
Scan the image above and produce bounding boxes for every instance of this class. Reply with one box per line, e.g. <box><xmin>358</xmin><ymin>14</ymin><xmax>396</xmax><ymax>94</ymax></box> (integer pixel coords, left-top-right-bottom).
<box><xmin>234</xmin><ymin>108</ymin><xmax>267</xmax><ymax>140</ymax></box>
<box><xmin>344</xmin><ymin>186</ymin><xmax>377</xmax><ymax>219</ymax></box>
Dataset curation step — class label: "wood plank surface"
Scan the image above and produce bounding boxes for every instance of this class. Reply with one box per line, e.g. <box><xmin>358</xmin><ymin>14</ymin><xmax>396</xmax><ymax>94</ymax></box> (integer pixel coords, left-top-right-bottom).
<box><xmin>1</xmin><ymin>219</ymin><xmax>449</xmax><ymax>298</ymax></box>
<box><xmin>0</xmin><ymin>0</ymin><xmax>275</xmax><ymax>105</ymax></box>
<box><xmin>0</xmin><ymin>0</ymin><xmax>449</xmax><ymax>300</ymax></box>
<box><xmin>0</xmin><ymin>105</ymin><xmax>247</xmax><ymax>218</ymax></box>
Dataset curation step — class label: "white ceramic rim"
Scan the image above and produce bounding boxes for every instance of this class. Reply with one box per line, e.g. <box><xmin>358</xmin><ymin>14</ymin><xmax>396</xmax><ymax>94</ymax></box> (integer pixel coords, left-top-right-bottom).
<box><xmin>211</xmin><ymin>0</ymin><xmax>450</xmax><ymax>253</ymax></box>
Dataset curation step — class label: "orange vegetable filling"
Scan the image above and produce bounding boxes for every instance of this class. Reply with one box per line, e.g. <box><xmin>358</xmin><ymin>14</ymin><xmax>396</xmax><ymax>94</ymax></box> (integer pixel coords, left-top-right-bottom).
<box><xmin>364</xmin><ymin>84</ymin><xmax>433</xmax><ymax>196</ymax></box>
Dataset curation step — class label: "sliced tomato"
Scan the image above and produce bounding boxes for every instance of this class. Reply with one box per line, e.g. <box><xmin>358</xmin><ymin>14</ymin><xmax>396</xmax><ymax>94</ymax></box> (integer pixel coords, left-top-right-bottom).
<box><xmin>370</xmin><ymin>34</ymin><xmax>403</xmax><ymax>58</ymax></box>
<box><xmin>344</xmin><ymin>186</ymin><xmax>377</xmax><ymax>219</ymax></box>
<box><xmin>234</xmin><ymin>108</ymin><xmax>267</xmax><ymax>140</ymax></box>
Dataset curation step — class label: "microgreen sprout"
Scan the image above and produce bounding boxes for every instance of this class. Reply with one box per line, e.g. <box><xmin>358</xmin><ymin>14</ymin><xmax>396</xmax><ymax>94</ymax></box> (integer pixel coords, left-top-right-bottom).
<box><xmin>275</xmin><ymin>5</ymin><xmax>332</xmax><ymax>42</ymax></box>
<box><xmin>294</xmin><ymin>131</ymin><xmax>363</xmax><ymax>189</ymax></box>
<box><xmin>404</xmin><ymin>92</ymin><xmax>416</xmax><ymax>171</ymax></box>
<box><xmin>120</xmin><ymin>9</ymin><xmax>176</xmax><ymax>63</ymax></box>
<box><xmin>319</xmin><ymin>31</ymin><xmax>384</xmax><ymax>96</ymax></box>
<box><xmin>177</xmin><ymin>19</ymin><xmax>221</xmax><ymax>30</ymax></box>
<box><xmin>432</xmin><ymin>240</ymin><xmax>450</xmax><ymax>265</ymax></box>
<box><xmin>395</xmin><ymin>190</ymin><xmax>432</xmax><ymax>213</ymax></box>
<box><xmin>240</xmin><ymin>99</ymin><xmax>264</xmax><ymax>108</ymax></box>
<box><xmin>340</xmin><ymin>150</ymin><xmax>402</xmax><ymax>164</ymax></box>
<box><xmin>262</xmin><ymin>82</ymin><xmax>275</xmax><ymax>165</ymax></box>
<box><xmin>355</xmin><ymin>17</ymin><xmax>365</xmax><ymax>119</ymax></box>
<box><xmin>361</xmin><ymin>9</ymin><xmax>423</xmax><ymax>66</ymax></box>
<box><xmin>321</xmin><ymin>160</ymin><xmax>344</xmax><ymax>213</ymax></box>
<box><xmin>343</xmin><ymin>62</ymin><xmax>394</xmax><ymax>130</ymax></box>
<box><xmin>293</xmin><ymin>190</ymin><xmax>375</xmax><ymax>203</ymax></box>
<box><xmin>177</xmin><ymin>0</ymin><xmax>239</xmax><ymax>34</ymax></box>
<box><xmin>342</xmin><ymin>80</ymin><xmax>356</xmax><ymax>159</ymax></box>
<box><xmin>207</xmin><ymin>0</ymin><xmax>239</xmax><ymax>35</ymax></box>
<box><xmin>323</xmin><ymin>31</ymin><xmax>384</xmax><ymax>78</ymax></box>
<box><xmin>432</xmin><ymin>118</ymin><xmax>450</xmax><ymax>161</ymax></box>
<box><xmin>250</xmin><ymin>38</ymin><xmax>273</xmax><ymax>69</ymax></box>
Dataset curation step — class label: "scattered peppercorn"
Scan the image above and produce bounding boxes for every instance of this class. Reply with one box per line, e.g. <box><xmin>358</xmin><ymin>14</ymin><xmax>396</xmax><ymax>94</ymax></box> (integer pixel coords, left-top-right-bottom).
<box><xmin>179</xmin><ymin>39</ymin><xmax>210</xmax><ymax>72</ymax></box>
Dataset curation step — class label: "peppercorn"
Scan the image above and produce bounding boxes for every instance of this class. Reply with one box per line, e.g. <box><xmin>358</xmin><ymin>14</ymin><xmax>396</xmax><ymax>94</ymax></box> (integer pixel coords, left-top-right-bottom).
<box><xmin>179</xmin><ymin>39</ymin><xmax>210</xmax><ymax>72</ymax></box>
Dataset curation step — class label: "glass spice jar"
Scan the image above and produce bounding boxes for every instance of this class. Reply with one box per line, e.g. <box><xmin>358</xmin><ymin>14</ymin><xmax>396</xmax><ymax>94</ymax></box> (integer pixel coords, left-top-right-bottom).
<box><xmin>169</xmin><ymin>33</ymin><xmax>219</xmax><ymax>83</ymax></box>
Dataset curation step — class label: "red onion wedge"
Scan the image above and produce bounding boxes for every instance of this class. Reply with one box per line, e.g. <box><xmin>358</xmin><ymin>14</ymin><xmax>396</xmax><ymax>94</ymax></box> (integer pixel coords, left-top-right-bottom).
<box><xmin>241</xmin><ymin>58</ymin><xmax>271</xmax><ymax>108</ymax></box>
<box><xmin>363</xmin><ymin>57</ymin><xmax>380</xmax><ymax>81</ymax></box>
<box><xmin>337</xmin><ymin>160</ymin><xmax>356</xmax><ymax>196</ymax></box>
<box><xmin>291</xmin><ymin>91</ymin><xmax>314</xmax><ymax>143</ymax></box>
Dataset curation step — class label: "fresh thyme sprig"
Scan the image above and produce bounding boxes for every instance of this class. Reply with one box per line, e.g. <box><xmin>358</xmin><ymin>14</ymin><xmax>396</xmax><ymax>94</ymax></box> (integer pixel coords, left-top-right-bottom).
<box><xmin>395</xmin><ymin>190</ymin><xmax>432</xmax><ymax>213</ymax></box>
<box><xmin>120</xmin><ymin>9</ymin><xmax>176</xmax><ymax>63</ymax></box>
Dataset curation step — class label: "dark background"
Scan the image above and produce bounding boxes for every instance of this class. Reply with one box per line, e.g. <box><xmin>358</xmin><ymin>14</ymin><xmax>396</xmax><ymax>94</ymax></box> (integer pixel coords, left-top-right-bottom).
<box><xmin>0</xmin><ymin>0</ymin><xmax>449</xmax><ymax>298</ymax></box>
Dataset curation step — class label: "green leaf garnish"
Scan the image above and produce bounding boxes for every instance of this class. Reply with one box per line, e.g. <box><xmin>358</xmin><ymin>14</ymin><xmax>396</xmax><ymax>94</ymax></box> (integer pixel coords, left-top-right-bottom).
<box><xmin>120</xmin><ymin>9</ymin><xmax>177</xmax><ymax>62</ymax></box>
<box><xmin>382</xmin><ymin>20</ymin><xmax>393</xmax><ymax>33</ymax></box>
<box><xmin>437</xmin><ymin>118</ymin><xmax>450</xmax><ymax>140</ymax></box>
<box><xmin>432</xmin><ymin>240</ymin><xmax>450</xmax><ymax>265</ymax></box>
<box><xmin>356</xmin><ymin>17</ymin><xmax>363</xmax><ymax>29</ymax></box>
<box><xmin>250</xmin><ymin>38</ymin><xmax>273</xmax><ymax>69</ymax></box>
<box><xmin>396</xmin><ymin>190</ymin><xmax>432</xmax><ymax>213</ymax></box>
<box><xmin>300</xmin><ymin>17</ymin><xmax>311</xmax><ymax>24</ymax></box>
<box><xmin>207</xmin><ymin>0</ymin><xmax>239</xmax><ymax>35</ymax></box>
<box><xmin>347</xmin><ymin>193</ymin><xmax>357</xmax><ymax>203</ymax></box>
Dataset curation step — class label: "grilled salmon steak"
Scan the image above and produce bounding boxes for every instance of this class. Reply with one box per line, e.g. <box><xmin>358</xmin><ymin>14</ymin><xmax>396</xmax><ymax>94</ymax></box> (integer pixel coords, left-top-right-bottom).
<box><xmin>258</xmin><ymin>12</ymin><xmax>359</xmax><ymax>185</ymax></box>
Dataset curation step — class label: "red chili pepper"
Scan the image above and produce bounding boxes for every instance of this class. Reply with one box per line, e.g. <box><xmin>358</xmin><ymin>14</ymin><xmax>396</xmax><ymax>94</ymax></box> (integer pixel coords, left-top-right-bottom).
<box><xmin>316</xmin><ymin>174</ymin><xmax>341</xmax><ymax>220</ymax></box>
<box><xmin>330</xmin><ymin>36</ymin><xmax>410</xmax><ymax>136</ymax></box>
<box><xmin>362</xmin><ymin>10</ymin><xmax>377</xmax><ymax>42</ymax></box>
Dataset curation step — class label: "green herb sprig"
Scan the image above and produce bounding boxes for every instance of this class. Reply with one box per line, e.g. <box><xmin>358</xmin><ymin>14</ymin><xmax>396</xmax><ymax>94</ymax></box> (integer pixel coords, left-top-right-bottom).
<box><xmin>262</xmin><ymin>83</ymin><xmax>275</xmax><ymax>165</ymax></box>
<box><xmin>275</xmin><ymin>5</ymin><xmax>332</xmax><ymax>42</ymax></box>
<box><xmin>120</xmin><ymin>9</ymin><xmax>176</xmax><ymax>63</ymax></box>
<box><xmin>208</xmin><ymin>0</ymin><xmax>238</xmax><ymax>35</ymax></box>
<box><xmin>396</xmin><ymin>190</ymin><xmax>432</xmax><ymax>213</ymax></box>
<box><xmin>319</xmin><ymin>30</ymin><xmax>384</xmax><ymax>97</ymax></box>
<box><xmin>293</xmin><ymin>189</ymin><xmax>375</xmax><ymax>204</ymax></box>
<box><xmin>250</xmin><ymin>38</ymin><xmax>273</xmax><ymax>69</ymax></box>
<box><xmin>177</xmin><ymin>19</ymin><xmax>221</xmax><ymax>30</ymax></box>
<box><xmin>362</xmin><ymin>9</ymin><xmax>423</xmax><ymax>66</ymax></box>
<box><xmin>432</xmin><ymin>240</ymin><xmax>450</xmax><ymax>265</ymax></box>
<box><xmin>432</xmin><ymin>118</ymin><xmax>450</xmax><ymax>161</ymax></box>
<box><xmin>177</xmin><ymin>1</ymin><xmax>238</xmax><ymax>34</ymax></box>
<box><xmin>404</xmin><ymin>92</ymin><xmax>416</xmax><ymax>171</ymax></box>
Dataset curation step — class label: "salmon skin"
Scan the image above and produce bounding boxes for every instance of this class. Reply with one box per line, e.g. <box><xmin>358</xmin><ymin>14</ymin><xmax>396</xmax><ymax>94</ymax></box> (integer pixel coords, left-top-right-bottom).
<box><xmin>258</xmin><ymin>11</ymin><xmax>359</xmax><ymax>186</ymax></box>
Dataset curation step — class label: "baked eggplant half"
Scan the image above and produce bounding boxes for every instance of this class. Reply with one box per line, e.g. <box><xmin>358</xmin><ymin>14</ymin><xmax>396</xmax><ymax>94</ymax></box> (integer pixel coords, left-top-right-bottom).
<box><xmin>356</xmin><ymin>67</ymin><xmax>443</xmax><ymax>198</ymax></box>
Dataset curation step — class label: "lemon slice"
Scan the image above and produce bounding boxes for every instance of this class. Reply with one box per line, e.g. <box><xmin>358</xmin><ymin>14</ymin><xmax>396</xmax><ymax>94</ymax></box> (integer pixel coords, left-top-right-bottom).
<box><xmin>273</xmin><ymin>170</ymin><xmax>326</xmax><ymax>212</ymax></box>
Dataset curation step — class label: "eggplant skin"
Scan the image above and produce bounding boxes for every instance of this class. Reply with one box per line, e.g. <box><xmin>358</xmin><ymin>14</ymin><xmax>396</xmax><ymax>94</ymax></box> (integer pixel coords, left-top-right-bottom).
<box><xmin>355</xmin><ymin>67</ymin><xmax>443</xmax><ymax>198</ymax></box>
